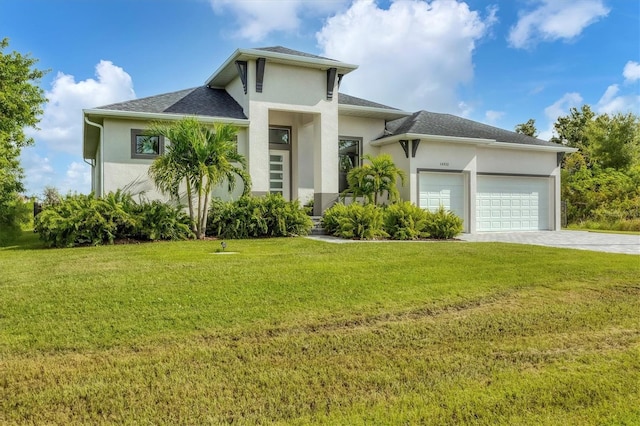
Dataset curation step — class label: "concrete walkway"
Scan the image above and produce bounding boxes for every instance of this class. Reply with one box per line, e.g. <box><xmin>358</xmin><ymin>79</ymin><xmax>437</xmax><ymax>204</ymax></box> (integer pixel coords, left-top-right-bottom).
<box><xmin>458</xmin><ymin>230</ymin><xmax>640</xmax><ymax>255</ymax></box>
<box><xmin>307</xmin><ymin>231</ymin><xmax>640</xmax><ymax>255</ymax></box>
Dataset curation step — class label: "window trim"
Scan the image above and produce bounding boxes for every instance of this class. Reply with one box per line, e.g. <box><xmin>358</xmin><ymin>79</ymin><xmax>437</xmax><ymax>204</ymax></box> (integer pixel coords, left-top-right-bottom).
<box><xmin>268</xmin><ymin>126</ymin><xmax>292</xmax><ymax>150</ymax></box>
<box><xmin>131</xmin><ymin>129</ymin><xmax>164</xmax><ymax>159</ymax></box>
<box><xmin>338</xmin><ymin>136</ymin><xmax>362</xmax><ymax>193</ymax></box>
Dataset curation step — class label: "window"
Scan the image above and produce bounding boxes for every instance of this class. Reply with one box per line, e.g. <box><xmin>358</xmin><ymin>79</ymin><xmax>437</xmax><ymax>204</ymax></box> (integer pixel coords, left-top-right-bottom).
<box><xmin>131</xmin><ymin>129</ymin><xmax>164</xmax><ymax>159</ymax></box>
<box><xmin>269</xmin><ymin>127</ymin><xmax>290</xmax><ymax>146</ymax></box>
<box><xmin>339</xmin><ymin>137</ymin><xmax>361</xmax><ymax>193</ymax></box>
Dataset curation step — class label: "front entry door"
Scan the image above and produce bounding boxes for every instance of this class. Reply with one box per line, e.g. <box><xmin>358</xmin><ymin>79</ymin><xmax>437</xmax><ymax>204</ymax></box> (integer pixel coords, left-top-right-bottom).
<box><xmin>269</xmin><ymin>150</ymin><xmax>290</xmax><ymax>200</ymax></box>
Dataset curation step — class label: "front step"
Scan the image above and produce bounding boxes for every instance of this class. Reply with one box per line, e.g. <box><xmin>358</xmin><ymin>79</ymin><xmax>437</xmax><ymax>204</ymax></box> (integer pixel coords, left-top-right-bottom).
<box><xmin>310</xmin><ymin>216</ymin><xmax>325</xmax><ymax>235</ymax></box>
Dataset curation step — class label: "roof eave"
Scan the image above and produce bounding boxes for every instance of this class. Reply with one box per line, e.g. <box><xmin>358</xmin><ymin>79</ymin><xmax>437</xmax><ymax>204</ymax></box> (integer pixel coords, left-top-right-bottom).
<box><xmin>371</xmin><ymin>133</ymin><xmax>495</xmax><ymax>147</ymax></box>
<box><xmin>371</xmin><ymin>133</ymin><xmax>578</xmax><ymax>152</ymax></box>
<box><xmin>205</xmin><ymin>48</ymin><xmax>359</xmax><ymax>88</ymax></box>
<box><xmin>83</xmin><ymin>108</ymin><xmax>250</xmax><ymax>126</ymax></box>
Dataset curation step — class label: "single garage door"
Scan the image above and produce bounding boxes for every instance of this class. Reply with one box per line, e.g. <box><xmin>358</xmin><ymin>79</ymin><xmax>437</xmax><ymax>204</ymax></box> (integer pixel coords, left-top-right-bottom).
<box><xmin>418</xmin><ymin>172</ymin><xmax>465</xmax><ymax>223</ymax></box>
<box><xmin>476</xmin><ymin>175</ymin><xmax>550</xmax><ymax>231</ymax></box>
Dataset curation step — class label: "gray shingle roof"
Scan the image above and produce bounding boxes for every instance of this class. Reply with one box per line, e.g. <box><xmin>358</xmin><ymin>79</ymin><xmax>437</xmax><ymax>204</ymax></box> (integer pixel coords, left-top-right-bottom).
<box><xmin>338</xmin><ymin>93</ymin><xmax>401</xmax><ymax>111</ymax></box>
<box><xmin>385</xmin><ymin>110</ymin><xmax>557</xmax><ymax>147</ymax></box>
<box><xmin>96</xmin><ymin>86</ymin><xmax>247</xmax><ymax>119</ymax></box>
<box><xmin>254</xmin><ymin>46</ymin><xmax>335</xmax><ymax>61</ymax></box>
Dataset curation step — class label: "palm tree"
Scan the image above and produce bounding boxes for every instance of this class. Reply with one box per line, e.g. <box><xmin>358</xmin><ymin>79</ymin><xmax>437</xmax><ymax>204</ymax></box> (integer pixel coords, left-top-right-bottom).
<box><xmin>343</xmin><ymin>153</ymin><xmax>406</xmax><ymax>205</ymax></box>
<box><xmin>147</xmin><ymin>117</ymin><xmax>251</xmax><ymax>239</ymax></box>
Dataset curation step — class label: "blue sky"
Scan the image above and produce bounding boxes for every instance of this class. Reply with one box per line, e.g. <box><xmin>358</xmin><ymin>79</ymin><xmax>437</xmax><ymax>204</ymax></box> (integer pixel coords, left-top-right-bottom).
<box><xmin>1</xmin><ymin>0</ymin><xmax>638</xmax><ymax>196</ymax></box>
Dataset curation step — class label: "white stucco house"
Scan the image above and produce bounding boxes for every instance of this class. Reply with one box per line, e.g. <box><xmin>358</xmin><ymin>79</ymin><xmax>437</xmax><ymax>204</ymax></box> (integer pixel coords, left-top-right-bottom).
<box><xmin>83</xmin><ymin>46</ymin><xmax>574</xmax><ymax>233</ymax></box>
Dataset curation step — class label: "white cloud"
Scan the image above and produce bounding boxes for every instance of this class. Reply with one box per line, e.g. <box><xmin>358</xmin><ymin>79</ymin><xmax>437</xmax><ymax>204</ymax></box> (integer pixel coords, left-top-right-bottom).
<box><xmin>623</xmin><ymin>60</ymin><xmax>640</xmax><ymax>83</ymax></box>
<box><xmin>35</xmin><ymin>60</ymin><xmax>135</xmax><ymax>155</ymax></box>
<box><xmin>595</xmin><ymin>84</ymin><xmax>640</xmax><ymax>115</ymax></box>
<box><xmin>508</xmin><ymin>0</ymin><xmax>609</xmax><ymax>49</ymax></box>
<box><xmin>210</xmin><ymin>0</ymin><xmax>348</xmax><ymax>41</ymax></box>
<box><xmin>538</xmin><ymin>92</ymin><xmax>583</xmax><ymax>140</ymax></box>
<box><xmin>21</xmin><ymin>149</ymin><xmax>56</xmax><ymax>195</ymax></box>
<box><xmin>317</xmin><ymin>0</ymin><xmax>496</xmax><ymax>113</ymax></box>
<box><xmin>60</xmin><ymin>162</ymin><xmax>92</xmax><ymax>194</ymax></box>
<box><xmin>484</xmin><ymin>110</ymin><xmax>505</xmax><ymax>124</ymax></box>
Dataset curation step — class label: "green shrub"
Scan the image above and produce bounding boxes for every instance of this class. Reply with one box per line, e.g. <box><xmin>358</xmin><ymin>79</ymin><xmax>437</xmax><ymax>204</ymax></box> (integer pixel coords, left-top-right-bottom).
<box><xmin>206</xmin><ymin>194</ymin><xmax>312</xmax><ymax>239</ymax></box>
<box><xmin>321</xmin><ymin>202</ymin><xmax>349</xmax><ymax>235</ymax></box>
<box><xmin>323</xmin><ymin>202</ymin><xmax>387</xmax><ymax>240</ymax></box>
<box><xmin>133</xmin><ymin>201</ymin><xmax>194</xmax><ymax>241</ymax></box>
<box><xmin>424</xmin><ymin>206</ymin><xmax>463</xmax><ymax>239</ymax></box>
<box><xmin>383</xmin><ymin>201</ymin><xmax>428</xmax><ymax>240</ymax></box>
<box><xmin>34</xmin><ymin>191</ymin><xmax>194</xmax><ymax>248</ymax></box>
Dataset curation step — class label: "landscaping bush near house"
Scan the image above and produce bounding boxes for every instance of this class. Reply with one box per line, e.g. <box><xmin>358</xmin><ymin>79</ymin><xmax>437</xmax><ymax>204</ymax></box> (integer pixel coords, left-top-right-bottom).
<box><xmin>323</xmin><ymin>202</ymin><xmax>463</xmax><ymax>240</ymax></box>
<box><xmin>34</xmin><ymin>191</ymin><xmax>194</xmax><ymax>247</ymax></box>
<box><xmin>321</xmin><ymin>202</ymin><xmax>349</xmax><ymax>236</ymax></box>
<box><xmin>322</xmin><ymin>202</ymin><xmax>387</xmax><ymax>240</ymax></box>
<box><xmin>424</xmin><ymin>205</ymin><xmax>464</xmax><ymax>239</ymax></box>
<box><xmin>383</xmin><ymin>201</ymin><xmax>428</xmax><ymax>240</ymax></box>
<box><xmin>206</xmin><ymin>194</ymin><xmax>313</xmax><ymax>239</ymax></box>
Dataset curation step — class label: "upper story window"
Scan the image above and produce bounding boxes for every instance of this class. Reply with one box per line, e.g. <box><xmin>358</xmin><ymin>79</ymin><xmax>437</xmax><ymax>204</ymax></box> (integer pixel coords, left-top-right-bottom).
<box><xmin>131</xmin><ymin>129</ymin><xmax>164</xmax><ymax>159</ymax></box>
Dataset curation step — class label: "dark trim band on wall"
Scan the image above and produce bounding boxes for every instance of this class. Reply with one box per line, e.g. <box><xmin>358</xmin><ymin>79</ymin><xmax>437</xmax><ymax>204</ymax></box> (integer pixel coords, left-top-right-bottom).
<box><xmin>417</xmin><ymin>168</ymin><xmax>465</xmax><ymax>174</ymax></box>
<box><xmin>256</xmin><ymin>58</ymin><xmax>266</xmax><ymax>93</ymax></box>
<box><xmin>326</xmin><ymin>68</ymin><xmax>337</xmax><ymax>100</ymax></box>
<box><xmin>477</xmin><ymin>172</ymin><xmax>552</xmax><ymax>178</ymax></box>
<box><xmin>235</xmin><ymin>60</ymin><xmax>248</xmax><ymax>94</ymax></box>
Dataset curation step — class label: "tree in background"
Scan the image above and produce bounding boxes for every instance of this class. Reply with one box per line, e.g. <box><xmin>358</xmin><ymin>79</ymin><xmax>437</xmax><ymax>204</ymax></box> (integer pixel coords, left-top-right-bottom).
<box><xmin>549</xmin><ymin>105</ymin><xmax>640</xmax><ymax>228</ymax></box>
<box><xmin>148</xmin><ymin>117</ymin><xmax>251</xmax><ymax>239</ymax></box>
<box><xmin>0</xmin><ymin>38</ymin><xmax>48</xmax><ymax>240</ymax></box>
<box><xmin>514</xmin><ymin>119</ymin><xmax>538</xmax><ymax>137</ymax></box>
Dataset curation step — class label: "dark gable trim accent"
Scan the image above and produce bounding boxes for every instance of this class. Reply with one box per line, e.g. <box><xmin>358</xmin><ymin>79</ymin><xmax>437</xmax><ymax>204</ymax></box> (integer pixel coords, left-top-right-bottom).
<box><xmin>557</xmin><ymin>152</ymin><xmax>565</xmax><ymax>167</ymax></box>
<box><xmin>337</xmin><ymin>74</ymin><xmax>344</xmax><ymax>88</ymax></box>
<box><xmin>256</xmin><ymin>58</ymin><xmax>266</xmax><ymax>93</ymax></box>
<box><xmin>399</xmin><ymin>140</ymin><xmax>409</xmax><ymax>158</ymax></box>
<box><xmin>326</xmin><ymin>68</ymin><xmax>337</xmax><ymax>100</ymax></box>
<box><xmin>235</xmin><ymin>60</ymin><xmax>248</xmax><ymax>94</ymax></box>
<box><xmin>411</xmin><ymin>139</ymin><xmax>421</xmax><ymax>158</ymax></box>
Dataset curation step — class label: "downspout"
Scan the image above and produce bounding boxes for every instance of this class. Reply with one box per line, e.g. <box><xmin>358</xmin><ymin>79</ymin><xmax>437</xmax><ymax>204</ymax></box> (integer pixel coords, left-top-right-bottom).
<box><xmin>84</xmin><ymin>117</ymin><xmax>104</xmax><ymax>197</ymax></box>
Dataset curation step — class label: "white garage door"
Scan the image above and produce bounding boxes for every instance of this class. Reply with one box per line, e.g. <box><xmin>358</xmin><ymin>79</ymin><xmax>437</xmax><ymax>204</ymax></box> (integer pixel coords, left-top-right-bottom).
<box><xmin>476</xmin><ymin>175</ymin><xmax>550</xmax><ymax>232</ymax></box>
<box><xmin>418</xmin><ymin>172</ymin><xmax>465</xmax><ymax>222</ymax></box>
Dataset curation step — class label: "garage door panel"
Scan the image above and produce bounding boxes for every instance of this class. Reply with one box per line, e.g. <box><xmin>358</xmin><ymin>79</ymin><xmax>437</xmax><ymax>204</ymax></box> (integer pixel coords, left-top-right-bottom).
<box><xmin>477</xmin><ymin>176</ymin><xmax>550</xmax><ymax>232</ymax></box>
<box><xmin>418</xmin><ymin>172</ymin><xmax>465</xmax><ymax>226</ymax></box>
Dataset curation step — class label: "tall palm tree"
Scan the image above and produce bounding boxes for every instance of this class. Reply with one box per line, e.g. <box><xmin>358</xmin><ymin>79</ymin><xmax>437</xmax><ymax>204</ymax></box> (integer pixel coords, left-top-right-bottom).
<box><xmin>343</xmin><ymin>153</ymin><xmax>406</xmax><ymax>205</ymax></box>
<box><xmin>147</xmin><ymin>117</ymin><xmax>251</xmax><ymax>239</ymax></box>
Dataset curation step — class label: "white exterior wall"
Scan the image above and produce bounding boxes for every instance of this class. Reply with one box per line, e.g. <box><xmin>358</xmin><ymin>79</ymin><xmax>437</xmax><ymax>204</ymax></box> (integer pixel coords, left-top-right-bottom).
<box><xmin>380</xmin><ymin>140</ymin><xmax>562</xmax><ymax>232</ymax></box>
<box><xmin>101</xmin><ymin>118</ymin><xmax>250</xmax><ymax>202</ymax></box>
<box><xmin>102</xmin><ymin>118</ymin><xmax>165</xmax><ymax>199</ymax></box>
<box><xmin>243</xmin><ymin>59</ymin><xmax>339</xmax><ymax>208</ymax></box>
<box><xmin>338</xmin><ymin>115</ymin><xmax>385</xmax><ymax>157</ymax></box>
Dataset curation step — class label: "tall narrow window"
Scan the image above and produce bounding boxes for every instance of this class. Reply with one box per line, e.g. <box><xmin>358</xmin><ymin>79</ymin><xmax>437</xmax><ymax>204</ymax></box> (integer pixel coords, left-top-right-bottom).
<box><xmin>338</xmin><ymin>137</ymin><xmax>361</xmax><ymax>193</ymax></box>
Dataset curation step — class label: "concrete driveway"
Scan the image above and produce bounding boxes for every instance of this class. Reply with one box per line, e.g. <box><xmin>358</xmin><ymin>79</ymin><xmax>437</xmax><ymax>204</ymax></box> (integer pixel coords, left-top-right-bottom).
<box><xmin>459</xmin><ymin>230</ymin><xmax>640</xmax><ymax>255</ymax></box>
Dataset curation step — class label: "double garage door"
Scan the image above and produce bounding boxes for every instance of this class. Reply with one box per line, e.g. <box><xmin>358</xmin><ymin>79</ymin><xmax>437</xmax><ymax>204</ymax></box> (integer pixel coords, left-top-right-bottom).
<box><xmin>418</xmin><ymin>172</ymin><xmax>551</xmax><ymax>232</ymax></box>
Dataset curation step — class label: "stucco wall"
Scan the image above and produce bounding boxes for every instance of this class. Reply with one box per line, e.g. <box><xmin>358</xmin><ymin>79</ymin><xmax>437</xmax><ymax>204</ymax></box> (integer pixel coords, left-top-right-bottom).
<box><xmin>255</xmin><ymin>62</ymin><xmax>327</xmax><ymax>106</ymax></box>
<box><xmin>101</xmin><ymin>118</ymin><xmax>250</xmax><ymax>202</ymax></box>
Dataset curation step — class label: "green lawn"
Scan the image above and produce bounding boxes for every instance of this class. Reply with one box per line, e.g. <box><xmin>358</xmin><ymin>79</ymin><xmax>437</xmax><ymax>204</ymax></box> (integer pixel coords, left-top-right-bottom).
<box><xmin>1</xmin><ymin>232</ymin><xmax>639</xmax><ymax>424</ymax></box>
